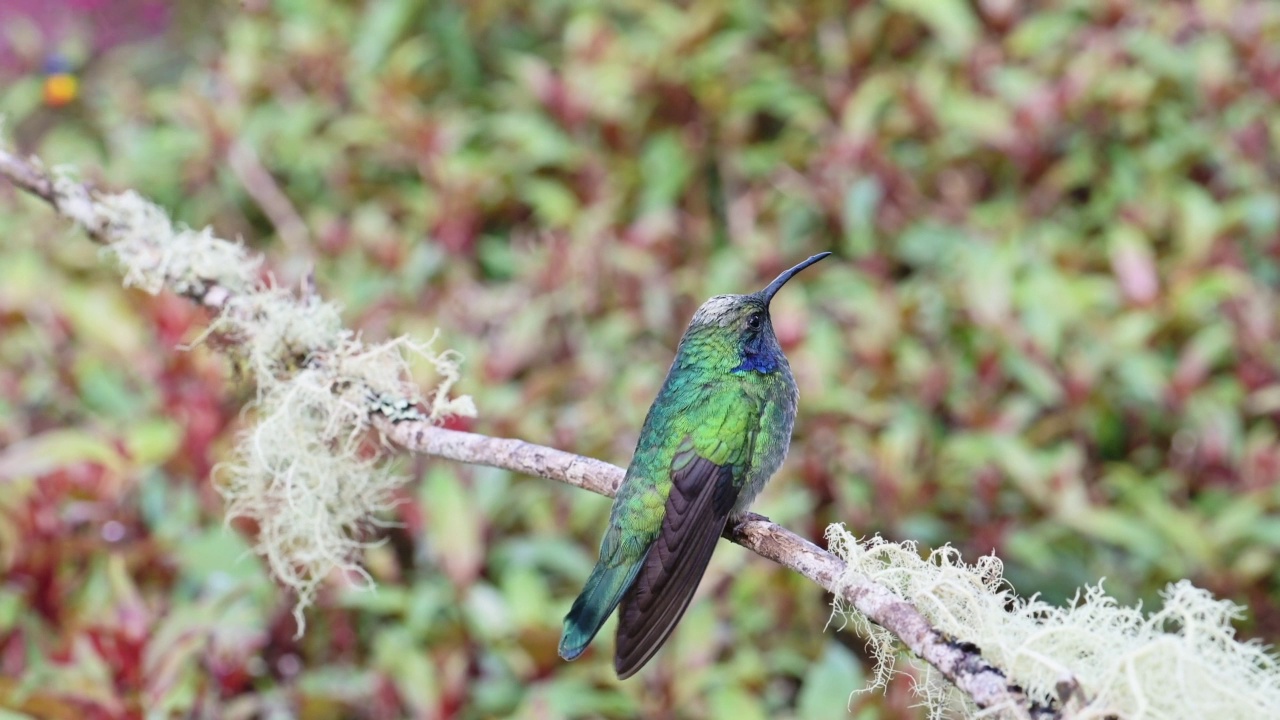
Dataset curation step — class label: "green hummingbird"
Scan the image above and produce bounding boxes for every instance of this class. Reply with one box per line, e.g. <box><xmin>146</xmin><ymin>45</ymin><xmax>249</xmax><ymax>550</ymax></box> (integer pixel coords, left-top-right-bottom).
<box><xmin>559</xmin><ymin>252</ymin><xmax>831</xmax><ymax>678</ymax></box>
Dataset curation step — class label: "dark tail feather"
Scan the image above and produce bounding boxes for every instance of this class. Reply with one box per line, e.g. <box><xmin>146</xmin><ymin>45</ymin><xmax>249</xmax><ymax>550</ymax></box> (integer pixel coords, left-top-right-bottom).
<box><xmin>559</xmin><ymin>555</ymin><xmax>647</xmax><ymax>661</ymax></box>
<box><xmin>613</xmin><ymin>517</ymin><xmax>725</xmax><ymax>678</ymax></box>
<box><xmin>614</xmin><ymin>456</ymin><xmax>737</xmax><ymax>679</ymax></box>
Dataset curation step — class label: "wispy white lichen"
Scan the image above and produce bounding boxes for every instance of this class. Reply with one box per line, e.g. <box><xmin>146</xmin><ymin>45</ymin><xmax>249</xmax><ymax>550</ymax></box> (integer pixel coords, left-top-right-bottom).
<box><xmin>216</xmin><ymin>333</ymin><xmax>472</xmax><ymax>633</ymax></box>
<box><xmin>51</xmin><ymin>173</ymin><xmax>261</xmax><ymax>296</ymax></box>
<box><xmin>827</xmin><ymin>527</ymin><xmax>1280</xmax><ymax>719</ymax></box>
<box><xmin>44</xmin><ymin>165</ymin><xmax>476</xmax><ymax>633</ymax></box>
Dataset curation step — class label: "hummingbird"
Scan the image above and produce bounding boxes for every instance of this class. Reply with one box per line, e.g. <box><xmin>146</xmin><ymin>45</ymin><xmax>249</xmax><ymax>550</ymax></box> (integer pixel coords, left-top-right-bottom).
<box><xmin>558</xmin><ymin>252</ymin><xmax>831</xmax><ymax>678</ymax></box>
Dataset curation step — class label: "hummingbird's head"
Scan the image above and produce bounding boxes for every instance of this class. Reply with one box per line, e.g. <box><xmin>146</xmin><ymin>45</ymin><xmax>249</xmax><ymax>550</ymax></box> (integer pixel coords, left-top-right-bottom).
<box><xmin>681</xmin><ymin>252</ymin><xmax>831</xmax><ymax>373</ymax></box>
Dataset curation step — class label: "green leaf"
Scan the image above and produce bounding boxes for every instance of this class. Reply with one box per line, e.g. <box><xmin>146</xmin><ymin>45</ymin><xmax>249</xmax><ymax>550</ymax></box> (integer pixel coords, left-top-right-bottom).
<box><xmin>639</xmin><ymin>132</ymin><xmax>695</xmax><ymax>213</ymax></box>
<box><xmin>124</xmin><ymin>419</ymin><xmax>182</xmax><ymax>466</ymax></box>
<box><xmin>373</xmin><ymin>627</ymin><xmax>439</xmax><ymax>714</ymax></box>
<box><xmin>841</xmin><ymin>177</ymin><xmax>882</xmax><ymax>257</ymax></box>
<box><xmin>709</xmin><ymin>686</ymin><xmax>769</xmax><ymax>720</ymax></box>
<box><xmin>524</xmin><ymin>178</ymin><xmax>580</xmax><ymax>227</ymax></box>
<box><xmin>351</xmin><ymin>0</ymin><xmax>420</xmax><ymax>77</ymax></box>
<box><xmin>885</xmin><ymin>0</ymin><xmax>978</xmax><ymax>55</ymax></box>
<box><xmin>0</xmin><ymin>429</ymin><xmax>123</xmax><ymax>481</ymax></box>
<box><xmin>797</xmin><ymin>642</ymin><xmax>863</xmax><ymax>720</ymax></box>
<box><xmin>422</xmin><ymin>466</ymin><xmax>485</xmax><ymax>585</ymax></box>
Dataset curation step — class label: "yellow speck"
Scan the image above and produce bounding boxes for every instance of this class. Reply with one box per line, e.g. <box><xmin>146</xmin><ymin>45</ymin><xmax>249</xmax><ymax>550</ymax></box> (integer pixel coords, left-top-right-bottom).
<box><xmin>44</xmin><ymin>74</ymin><xmax>79</xmax><ymax>107</ymax></box>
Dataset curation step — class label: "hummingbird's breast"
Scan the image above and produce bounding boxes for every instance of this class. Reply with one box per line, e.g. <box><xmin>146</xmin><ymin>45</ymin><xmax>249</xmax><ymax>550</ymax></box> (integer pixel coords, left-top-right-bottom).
<box><xmin>730</xmin><ymin>360</ymin><xmax>799</xmax><ymax>518</ymax></box>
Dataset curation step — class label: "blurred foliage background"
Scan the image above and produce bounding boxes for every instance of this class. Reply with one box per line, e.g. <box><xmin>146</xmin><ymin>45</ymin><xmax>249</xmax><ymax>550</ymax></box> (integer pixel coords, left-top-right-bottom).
<box><xmin>2</xmin><ymin>0</ymin><xmax>1280</xmax><ymax>718</ymax></box>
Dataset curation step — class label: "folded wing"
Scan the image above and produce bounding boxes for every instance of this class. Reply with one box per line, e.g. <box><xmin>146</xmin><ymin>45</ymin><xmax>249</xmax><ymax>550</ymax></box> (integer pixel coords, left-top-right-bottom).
<box><xmin>614</xmin><ymin>450</ymin><xmax>739</xmax><ymax>678</ymax></box>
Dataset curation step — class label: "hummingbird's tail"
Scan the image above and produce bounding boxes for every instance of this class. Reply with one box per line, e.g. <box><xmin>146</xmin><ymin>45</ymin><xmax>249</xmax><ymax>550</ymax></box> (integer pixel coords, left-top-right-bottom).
<box><xmin>558</xmin><ymin>555</ymin><xmax>647</xmax><ymax>661</ymax></box>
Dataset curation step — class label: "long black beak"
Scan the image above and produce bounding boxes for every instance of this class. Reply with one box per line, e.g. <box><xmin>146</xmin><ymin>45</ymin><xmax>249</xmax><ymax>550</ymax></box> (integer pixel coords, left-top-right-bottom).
<box><xmin>760</xmin><ymin>252</ymin><xmax>832</xmax><ymax>304</ymax></box>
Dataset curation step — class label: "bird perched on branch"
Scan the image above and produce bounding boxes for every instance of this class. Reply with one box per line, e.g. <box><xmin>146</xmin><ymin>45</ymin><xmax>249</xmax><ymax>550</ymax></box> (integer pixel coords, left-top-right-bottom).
<box><xmin>559</xmin><ymin>252</ymin><xmax>831</xmax><ymax>678</ymax></box>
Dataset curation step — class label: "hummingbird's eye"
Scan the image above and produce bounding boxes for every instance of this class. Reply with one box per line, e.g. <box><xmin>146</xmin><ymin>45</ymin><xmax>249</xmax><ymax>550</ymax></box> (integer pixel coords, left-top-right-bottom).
<box><xmin>746</xmin><ymin>312</ymin><xmax>763</xmax><ymax>330</ymax></box>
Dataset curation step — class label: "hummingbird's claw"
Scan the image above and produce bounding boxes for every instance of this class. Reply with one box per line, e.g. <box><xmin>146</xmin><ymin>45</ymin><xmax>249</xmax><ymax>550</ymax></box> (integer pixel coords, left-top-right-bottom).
<box><xmin>726</xmin><ymin>512</ymin><xmax>769</xmax><ymax>537</ymax></box>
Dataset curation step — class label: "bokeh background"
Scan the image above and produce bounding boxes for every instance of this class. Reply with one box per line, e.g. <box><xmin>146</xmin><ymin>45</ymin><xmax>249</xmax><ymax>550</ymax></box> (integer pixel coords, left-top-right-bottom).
<box><xmin>3</xmin><ymin>1</ymin><xmax>1280</xmax><ymax>718</ymax></box>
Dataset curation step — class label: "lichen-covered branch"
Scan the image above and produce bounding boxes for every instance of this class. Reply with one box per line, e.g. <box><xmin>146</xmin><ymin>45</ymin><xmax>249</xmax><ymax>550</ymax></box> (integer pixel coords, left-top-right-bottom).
<box><xmin>380</xmin><ymin>421</ymin><xmax>1061</xmax><ymax>719</ymax></box>
<box><xmin>0</xmin><ymin>149</ymin><xmax>53</xmax><ymax>200</ymax></box>
<box><xmin>0</xmin><ymin>150</ymin><xmax>241</xmax><ymax>311</ymax></box>
<box><xmin>2</xmin><ymin>146</ymin><xmax>1059</xmax><ymax>718</ymax></box>
<box><xmin>0</xmin><ymin>147</ymin><xmax>474</xmax><ymax>630</ymax></box>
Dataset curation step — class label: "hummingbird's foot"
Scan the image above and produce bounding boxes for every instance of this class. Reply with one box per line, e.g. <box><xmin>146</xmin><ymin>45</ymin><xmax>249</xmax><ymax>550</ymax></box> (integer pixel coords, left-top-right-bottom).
<box><xmin>727</xmin><ymin>512</ymin><xmax>770</xmax><ymax>537</ymax></box>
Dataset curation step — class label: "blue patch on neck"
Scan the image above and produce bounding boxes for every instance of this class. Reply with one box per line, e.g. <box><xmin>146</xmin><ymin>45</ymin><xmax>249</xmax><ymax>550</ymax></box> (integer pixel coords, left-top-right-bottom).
<box><xmin>732</xmin><ymin>326</ymin><xmax>781</xmax><ymax>375</ymax></box>
<box><xmin>733</xmin><ymin>352</ymin><xmax>779</xmax><ymax>374</ymax></box>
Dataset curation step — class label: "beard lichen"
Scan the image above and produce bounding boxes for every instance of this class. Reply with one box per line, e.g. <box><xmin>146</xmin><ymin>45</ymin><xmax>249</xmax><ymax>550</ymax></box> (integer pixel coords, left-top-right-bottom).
<box><xmin>827</xmin><ymin>527</ymin><xmax>1280</xmax><ymax>719</ymax></box>
<box><xmin>45</xmin><ymin>165</ymin><xmax>475</xmax><ymax>633</ymax></box>
<box><xmin>214</xmin><ymin>332</ymin><xmax>473</xmax><ymax>634</ymax></box>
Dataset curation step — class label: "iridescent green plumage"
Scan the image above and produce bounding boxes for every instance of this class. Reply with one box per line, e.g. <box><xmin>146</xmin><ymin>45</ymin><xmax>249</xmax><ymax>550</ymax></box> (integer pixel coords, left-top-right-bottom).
<box><xmin>559</xmin><ymin>253</ymin><xmax>831</xmax><ymax>678</ymax></box>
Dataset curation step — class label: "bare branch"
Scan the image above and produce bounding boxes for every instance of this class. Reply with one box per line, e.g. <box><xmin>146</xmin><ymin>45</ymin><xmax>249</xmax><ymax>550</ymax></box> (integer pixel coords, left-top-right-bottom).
<box><xmin>227</xmin><ymin>140</ymin><xmax>312</xmax><ymax>258</ymax></box>
<box><xmin>2</xmin><ymin>146</ymin><xmax>1064</xmax><ymax>719</ymax></box>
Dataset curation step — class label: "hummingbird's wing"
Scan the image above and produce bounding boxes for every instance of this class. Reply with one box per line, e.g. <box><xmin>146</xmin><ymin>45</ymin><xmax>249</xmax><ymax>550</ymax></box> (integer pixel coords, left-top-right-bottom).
<box><xmin>613</xmin><ymin>443</ymin><xmax>741</xmax><ymax>678</ymax></box>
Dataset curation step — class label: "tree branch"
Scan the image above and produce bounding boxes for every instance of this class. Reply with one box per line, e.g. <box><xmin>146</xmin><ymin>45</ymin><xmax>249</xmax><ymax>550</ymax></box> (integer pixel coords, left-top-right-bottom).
<box><xmin>380</xmin><ymin>420</ymin><xmax>1062</xmax><ymax>718</ymax></box>
<box><xmin>0</xmin><ymin>149</ymin><xmax>238</xmax><ymax>312</ymax></box>
<box><xmin>0</xmin><ymin>150</ymin><xmax>54</xmax><ymax>204</ymax></box>
<box><xmin>2</xmin><ymin>146</ymin><xmax>1063</xmax><ymax>719</ymax></box>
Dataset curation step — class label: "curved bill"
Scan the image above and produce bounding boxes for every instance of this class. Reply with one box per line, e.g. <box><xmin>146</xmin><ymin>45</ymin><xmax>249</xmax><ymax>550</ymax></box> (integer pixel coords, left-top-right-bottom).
<box><xmin>760</xmin><ymin>252</ymin><xmax>832</xmax><ymax>304</ymax></box>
